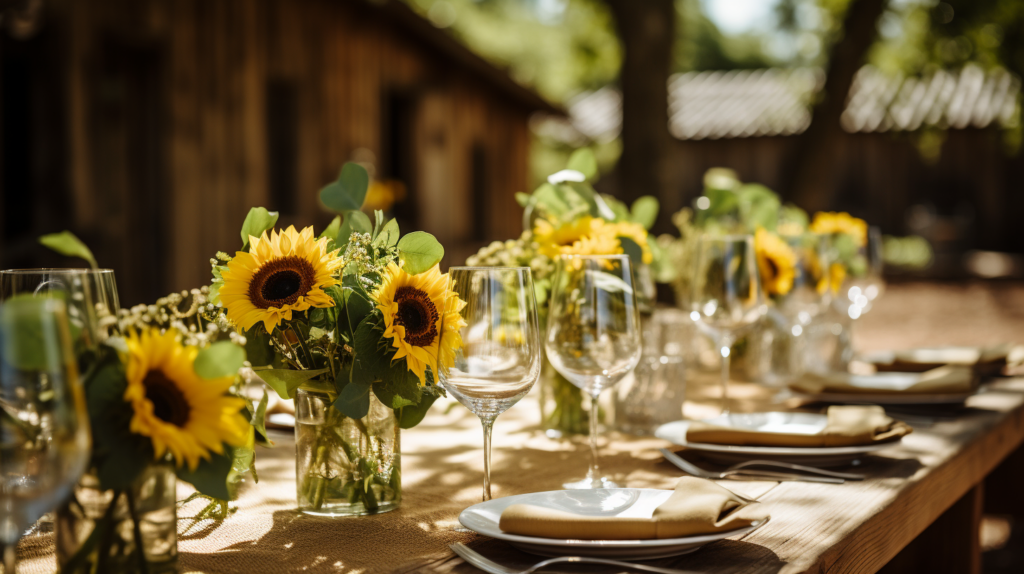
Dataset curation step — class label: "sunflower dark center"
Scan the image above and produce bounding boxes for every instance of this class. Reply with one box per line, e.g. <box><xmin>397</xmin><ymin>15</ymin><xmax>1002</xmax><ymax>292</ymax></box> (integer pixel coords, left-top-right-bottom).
<box><xmin>248</xmin><ymin>256</ymin><xmax>317</xmax><ymax>309</ymax></box>
<box><xmin>143</xmin><ymin>370</ymin><xmax>190</xmax><ymax>427</ymax></box>
<box><xmin>394</xmin><ymin>286</ymin><xmax>439</xmax><ymax>347</ymax></box>
<box><xmin>765</xmin><ymin>257</ymin><xmax>779</xmax><ymax>278</ymax></box>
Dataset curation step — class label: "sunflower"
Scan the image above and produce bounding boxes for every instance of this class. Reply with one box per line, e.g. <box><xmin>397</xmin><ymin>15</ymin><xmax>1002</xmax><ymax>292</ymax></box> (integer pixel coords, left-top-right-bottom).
<box><xmin>810</xmin><ymin>212</ymin><xmax>867</xmax><ymax>247</ymax></box>
<box><xmin>755</xmin><ymin>228</ymin><xmax>797</xmax><ymax>297</ymax></box>
<box><xmin>220</xmin><ymin>225</ymin><xmax>344</xmax><ymax>333</ymax></box>
<box><xmin>123</xmin><ymin>329</ymin><xmax>249</xmax><ymax>470</ymax></box>
<box><xmin>533</xmin><ymin>217</ymin><xmax>622</xmax><ymax>259</ymax></box>
<box><xmin>373</xmin><ymin>263</ymin><xmax>466</xmax><ymax>385</ymax></box>
<box><xmin>606</xmin><ymin>220</ymin><xmax>654</xmax><ymax>264</ymax></box>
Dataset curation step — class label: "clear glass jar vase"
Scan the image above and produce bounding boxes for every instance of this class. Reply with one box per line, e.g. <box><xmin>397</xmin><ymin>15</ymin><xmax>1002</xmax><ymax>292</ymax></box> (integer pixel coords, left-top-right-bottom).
<box><xmin>294</xmin><ymin>388</ymin><xmax>401</xmax><ymax>517</ymax></box>
<box><xmin>56</xmin><ymin>465</ymin><xmax>177</xmax><ymax>574</ymax></box>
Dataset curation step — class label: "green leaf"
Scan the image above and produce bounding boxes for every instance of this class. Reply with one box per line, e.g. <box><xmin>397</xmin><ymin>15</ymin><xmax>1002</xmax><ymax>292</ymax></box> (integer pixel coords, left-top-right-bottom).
<box><xmin>258</xmin><ymin>368</ymin><xmax>330</xmax><ymax>400</ymax></box>
<box><xmin>0</xmin><ymin>295</ymin><xmax>76</xmax><ymax>372</ymax></box>
<box><xmin>338</xmin><ymin>210</ymin><xmax>372</xmax><ymax>247</ymax></box>
<box><xmin>566</xmin><ymin>148</ymin><xmax>598</xmax><ymax>180</ymax></box>
<box><xmin>320</xmin><ymin>215</ymin><xmax>342</xmax><ymax>243</ymax></box>
<box><xmin>320</xmin><ymin>162</ymin><xmax>369</xmax><ymax>212</ymax></box>
<box><xmin>631</xmin><ymin>196</ymin><xmax>660</xmax><ymax>230</ymax></box>
<box><xmin>334</xmin><ymin>380</ymin><xmax>371</xmax><ymax>419</ymax></box>
<box><xmin>372</xmin><ymin>218</ymin><xmax>400</xmax><ymax>248</ymax></box>
<box><xmin>240</xmin><ymin>207</ymin><xmax>279</xmax><ymax>249</ymax></box>
<box><xmin>177</xmin><ymin>446</ymin><xmax>235</xmax><ymax>500</ymax></box>
<box><xmin>253</xmin><ymin>389</ymin><xmax>269</xmax><ymax>441</ymax></box>
<box><xmin>397</xmin><ymin>231</ymin><xmax>444</xmax><ymax>275</ymax></box>
<box><xmin>515</xmin><ymin>192</ymin><xmax>533</xmax><ymax>208</ymax></box>
<box><xmin>194</xmin><ymin>341</ymin><xmax>246</xmax><ymax>380</ymax></box>
<box><xmin>372</xmin><ymin>210</ymin><xmax>385</xmax><ymax>239</ymax></box>
<box><xmin>38</xmin><ymin>231</ymin><xmax>97</xmax><ymax>269</ymax></box>
<box><xmin>398</xmin><ymin>393</ymin><xmax>438</xmax><ymax>429</ymax></box>
<box><xmin>351</xmin><ymin>315</ymin><xmax>392</xmax><ymax>380</ymax></box>
<box><xmin>618</xmin><ymin>236</ymin><xmax>645</xmax><ymax>266</ymax></box>
<box><xmin>372</xmin><ymin>369</ymin><xmax>422</xmax><ymax>410</ymax></box>
<box><xmin>243</xmin><ymin>326</ymin><xmax>273</xmax><ymax>367</ymax></box>
<box><xmin>343</xmin><ymin>287</ymin><xmax>375</xmax><ymax>338</ymax></box>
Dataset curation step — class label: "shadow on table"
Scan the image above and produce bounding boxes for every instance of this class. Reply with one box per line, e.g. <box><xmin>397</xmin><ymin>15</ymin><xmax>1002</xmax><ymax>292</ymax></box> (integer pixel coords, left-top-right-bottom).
<box><xmin>438</xmin><ymin>536</ymin><xmax>785</xmax><ymax>574</ymax></box>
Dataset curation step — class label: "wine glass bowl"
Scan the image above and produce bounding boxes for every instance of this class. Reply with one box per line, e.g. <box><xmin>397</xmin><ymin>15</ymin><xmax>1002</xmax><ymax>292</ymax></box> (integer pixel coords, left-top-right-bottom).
<box><xmin>690</xmin><ymin>235</ymin><xmax>765</xmax><ymax>415</ymax></box>
<box><xmin>439</xmin><ymin>267</ymin><xmax>541</xmax><ymax>502</ymax></box>
<box><xmin>0</xmin><ymin>297</ymin><xmax>91</xmax><ymax>571</ymax></box>
<box><xmin>545</xmin><ymin>254</ymin><xmax>642</xmax><ymax>489</ymax></box>
<box><xmin>831</xmin><ymin>226</ymin><xmax>885</xmax><ymax>319</ymax></box>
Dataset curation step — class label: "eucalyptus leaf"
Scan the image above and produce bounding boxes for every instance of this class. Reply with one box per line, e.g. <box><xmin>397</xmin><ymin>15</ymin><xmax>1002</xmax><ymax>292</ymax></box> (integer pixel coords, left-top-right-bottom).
<box><xmin>565</xmin><ymin>148</ymin><xmax>598</xmax><ymax>180</ymax></box>
<box><xmin>397</xmin><ymin>232</ymin><xmax>444</xmax><ymax>275</ymax></box>
<box><xmin>38</xmin><ymin>231</ymin><xmax>98</xmax><ymax>269</ymax></box>
<box><xmin>618</xmin><ymin>236</ymin><xmax>645</xmax><ymax>265</ymax></box>
<box><xmin>240</xmin><ymin>207</ymin><xmax>279</xmax><ymax>249</ymax></box>
<box><xmin>334</xmin><ymin>380</ymin><xmax>371</xmax><ymax>419</ymax></box>
<box><xmin>372</xmin><ymin>218</ymin><xmax>400</xmax><ymax>248</ymax></box>
<box><xmin>398</xmin><ymin>393</ymin><xmax>438</xmax><ymax>429</ymax></box>
<box><xmin>631</xmin><ymin>196</ymin><xmax>660</xmax><ymax>230</ymax></box>
<box><xmin>320</xmin><ymin>162</ymin><xmax>369</xmax><ymax>212</ymax></box>
<box><xmin>320</xmin><ymin>215</ymin><xmax>342</xmax><ymax>243</ymax></box>
<box><xmin>177</xmin><ymin>446</ymin><xmax>235</xmax><ymax>500</ymax></box>
<box><xmin>243</xmin><ymin>326</ymin><xmax>273</xmax><ymax>367</ymax></box>
<box><xmin>258</xmin><ymin>368</ymin><xmax>330</xmax><ymax>400</ymax></box>
<box><xmin>194</xmin><ymin>341</ymin><xmax>246</xmax><ymax>380</ymax></box>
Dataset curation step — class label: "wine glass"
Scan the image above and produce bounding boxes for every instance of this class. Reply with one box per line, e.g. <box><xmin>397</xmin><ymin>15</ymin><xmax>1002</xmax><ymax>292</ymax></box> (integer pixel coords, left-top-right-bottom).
<box><xmin>829</xmin><ymin>226</ymin><xmax>885</xmax><ymax>369</ymax></box>
<box><xmin>0</xmin><ymin>269</ymin><xmax>121</xmax><ymax>351</ymax></box>
<box><xmin>690</xmin><ymin>235</ymin><xmax>765</xmax><ymax>415</ymax></box>
<box><xmin>438</xmin><ymin>267</ymin><xmax>541</xmax><ymax>502</ymax></box>
<box><xmin>762</xmin><ymin>232</ymin><xmax>833</xmax><ymax>379</ymax></box>
<box><xmin>545</xmin><ymin>254</ymin><xmax>642</xmax><ymax>489</ymax></box>
<box><xmin>0</xmin><ymin>297</ymin><xmax>91</xmax><ymax>572</ymax></box>
<box><xmin>832</xmin><ymin>226</ymin><xmax>885</xmax><ymax>320</ymax></box>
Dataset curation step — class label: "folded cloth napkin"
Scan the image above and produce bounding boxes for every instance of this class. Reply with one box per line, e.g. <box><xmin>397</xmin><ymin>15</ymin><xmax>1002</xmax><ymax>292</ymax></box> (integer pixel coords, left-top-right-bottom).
<box><xmin>789</xmin><ymin>365</ymin><xmax>975</xmax><ymax>396</ymax></box>
<box><xmin>684</xmin><ymin>406</ymin><xmax>911</xmax><ymax>448</ymax></box>
<box><xmin>498</xmin><ymin>477</ymin><xmax>767</xmax><ymax>540</ymax></box>
<box><xmin>871</xmin><ymin>344</ymin><xmax>1024</xmax><ymax>376</ymax></box>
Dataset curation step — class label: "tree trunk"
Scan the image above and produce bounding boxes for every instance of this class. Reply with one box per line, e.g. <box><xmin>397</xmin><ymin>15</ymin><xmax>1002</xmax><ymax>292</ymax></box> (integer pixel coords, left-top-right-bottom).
<box><xmin>786</xmin><ymin>0</ymin><xmax>887</xmax><ymax>211</ymax></box>
<box><xmin>604</xmin><ymin>0</ymin><xmax>675</xmax><ymax>217</ymax></box>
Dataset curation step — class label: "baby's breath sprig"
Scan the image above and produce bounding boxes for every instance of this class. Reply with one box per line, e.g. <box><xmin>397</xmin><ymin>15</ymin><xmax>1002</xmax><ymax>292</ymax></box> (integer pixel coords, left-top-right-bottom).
<box><xmin>112</xmin><ymin>286</ymin><xmax>243</xmax><ymax>348</ymax></box>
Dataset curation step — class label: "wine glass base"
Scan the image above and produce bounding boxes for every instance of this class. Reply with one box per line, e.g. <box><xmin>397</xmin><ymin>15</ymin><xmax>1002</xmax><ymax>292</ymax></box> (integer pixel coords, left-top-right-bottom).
<box><xmin>563</xmin><ymin>476</ymin><xmax>620</xmax><ymax>489</ymax></box>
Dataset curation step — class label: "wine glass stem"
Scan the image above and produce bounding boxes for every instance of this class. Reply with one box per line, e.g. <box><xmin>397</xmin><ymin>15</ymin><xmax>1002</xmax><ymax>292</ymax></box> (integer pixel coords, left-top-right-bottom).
<box><xmin>586</xmin><ymin>393</ymin><xmax>601</xmax><ymax>481</ymax></box>
<box><xmin>481</xmin><ymin>416</ymin><xmax>496</xmax><ymax>502</ymax></box>
<box><xmin>3</xmin><ymin>542</ymin><xmax>15</xmax><ymax>574</ymax></box>
<box><xmin>720</xmin><ymin>334</ymin><xmax>734</xmax><ymax>415</ymax></box>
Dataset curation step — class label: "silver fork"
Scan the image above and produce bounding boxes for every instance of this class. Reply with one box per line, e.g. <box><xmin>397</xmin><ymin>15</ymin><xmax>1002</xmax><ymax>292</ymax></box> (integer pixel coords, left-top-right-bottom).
<box><xmin>450</xmin><ymin>542</ymin><xmax>698</xmax><ymax>574</ymax></box>
<box><xmin>659</xmin><ymin>449</ymin><xmax>847</xmax><ymax>484</ymax></box>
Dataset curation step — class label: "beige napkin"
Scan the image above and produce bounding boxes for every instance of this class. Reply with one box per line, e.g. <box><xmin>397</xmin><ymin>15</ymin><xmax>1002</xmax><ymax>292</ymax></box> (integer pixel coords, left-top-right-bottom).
<box><xmin>871</xmin><ymin>344</ymin><xmax>1024</xmax><ymax>376</ymax></box>
<box><xmin>685</xmin><ymin>406</ymin><xmax>911</xmax><ymax>448</ymax></box>
<box><xmin>789</xmin><ymin>365</ymin><xmax>975</xmax><ymax>396</ymax></box>
<box><xmin>498</xmin><ymin>477</ymin><xmax>767</xmax><ymax>540</ymax></box>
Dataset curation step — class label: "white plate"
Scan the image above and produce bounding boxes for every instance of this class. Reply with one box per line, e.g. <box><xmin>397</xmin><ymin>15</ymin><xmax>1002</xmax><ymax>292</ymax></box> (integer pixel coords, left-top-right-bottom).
<box><xmin>655</xmin><ymin>416</ymin><xmax>895</xmax><ymax>466</ymax></box>
<box><xmin>458</xmin><ymin>488</ymin><xmax>768</xmax><ymax>559</ymax></box>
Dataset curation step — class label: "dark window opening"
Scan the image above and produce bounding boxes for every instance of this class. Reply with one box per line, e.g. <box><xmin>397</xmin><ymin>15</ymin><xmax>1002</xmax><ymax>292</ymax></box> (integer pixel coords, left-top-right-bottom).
<box><xmin>381</xmin><ymin>90</ymin><xmax>416</xmax><ymax>229</ymax></box>
<box><xmin>471</xmin><ymin>143</ymin><xmax>489</xmax><ymax>242</ymax></box>
<box><xmin>266</xmin><ymin>79</ymin><xmax>299</xmax><ymax>216</ymax></box>
<box><xmin>2</xmin><ymin>48</ymin><xmax>34</xmax><ymax>242</ymax></box>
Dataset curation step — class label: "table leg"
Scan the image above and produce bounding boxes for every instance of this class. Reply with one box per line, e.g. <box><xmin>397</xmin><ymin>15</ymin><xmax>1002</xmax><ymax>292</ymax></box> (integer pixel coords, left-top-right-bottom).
<box><xmin>878</xmin><ymin>482</ymin><xmax>983</xmax><ymax>574</ymax></box>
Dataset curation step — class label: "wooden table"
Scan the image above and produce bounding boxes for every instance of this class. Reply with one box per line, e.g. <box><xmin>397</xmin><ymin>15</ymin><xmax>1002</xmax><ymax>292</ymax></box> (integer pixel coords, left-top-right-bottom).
<box><xmin>17</xmin><ymin>282</ymin><xmax>1024</xmax><ymax>574</ymax></box>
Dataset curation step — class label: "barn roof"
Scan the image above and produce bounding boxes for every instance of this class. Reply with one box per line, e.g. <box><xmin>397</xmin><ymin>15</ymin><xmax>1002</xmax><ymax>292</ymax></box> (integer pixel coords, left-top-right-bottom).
<box><xmin>368</xmin><ymin>0</ymin><xmax>563</xmax><ymax>115</ymax></box>
<box><xmin>534</xmin><ymin>64</ymin><xmax>1020</xmax><ymax>143</ymax></box>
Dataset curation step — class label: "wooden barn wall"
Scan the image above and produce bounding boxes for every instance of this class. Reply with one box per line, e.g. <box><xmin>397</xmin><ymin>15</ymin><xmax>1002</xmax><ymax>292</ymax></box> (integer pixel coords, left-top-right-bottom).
<box><xmin>4</xmin><ymin>0</ymin><xmax>531</xmax><ymax>305</ymax></box>
<box><xmin>667</xmin><ymin>130</ymin><xmax>1022</xmax><ymax>253</ymax></box>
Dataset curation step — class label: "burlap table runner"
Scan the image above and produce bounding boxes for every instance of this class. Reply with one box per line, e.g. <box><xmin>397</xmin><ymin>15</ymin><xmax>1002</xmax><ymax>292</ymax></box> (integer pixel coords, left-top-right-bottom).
<box><xmin>16</xmin><ymin>396</ymin><xmax>691</xmax><ymax>574</ymax></box>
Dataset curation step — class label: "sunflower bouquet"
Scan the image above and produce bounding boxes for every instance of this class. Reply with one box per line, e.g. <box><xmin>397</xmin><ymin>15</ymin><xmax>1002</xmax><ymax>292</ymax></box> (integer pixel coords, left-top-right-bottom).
<box><xmin>466</xmin><ymin>148</ymin><xmax>664</xmax><ymax>436</ymax></box>
<box><xmin>210</xmin><ymin>162</ymin><xmax>460</xmax><ymax>516</ymax></box>
<box><xmin>53</xmin><ymin>286</ymin><xmax>258</xmax><ymax>574</ymax></box>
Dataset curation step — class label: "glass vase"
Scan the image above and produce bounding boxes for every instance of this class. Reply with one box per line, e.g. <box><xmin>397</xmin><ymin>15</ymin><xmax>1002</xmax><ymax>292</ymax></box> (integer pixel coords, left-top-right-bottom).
<box><xmin>294</xmin><ymin>388</ymin><xmax>401</xmax><ymax>516</ymax></box>
<box><xmin>56</xmin><ymin>465</ymin><xmax>177</xmax><ymax>574</ymax></box>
